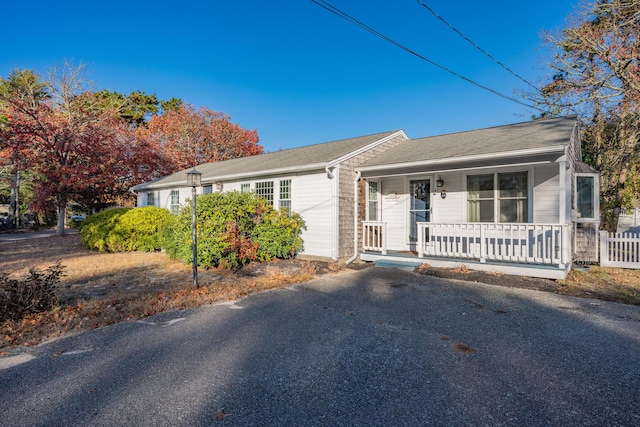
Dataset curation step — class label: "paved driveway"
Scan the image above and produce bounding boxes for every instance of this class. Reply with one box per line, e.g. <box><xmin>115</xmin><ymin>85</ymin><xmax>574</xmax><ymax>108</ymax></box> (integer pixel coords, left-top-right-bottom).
<box><xmin>1</xmin><ymin>267</ymin><xmax>639</xmax><ymax>426</ymax></box>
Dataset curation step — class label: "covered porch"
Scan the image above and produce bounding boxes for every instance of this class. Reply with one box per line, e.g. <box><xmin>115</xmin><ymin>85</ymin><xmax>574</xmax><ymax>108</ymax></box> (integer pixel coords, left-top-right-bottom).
<box><xmin>360</xmin><ymin>221</ymin><xmax>572</xmax><ymax>279</ymax></box>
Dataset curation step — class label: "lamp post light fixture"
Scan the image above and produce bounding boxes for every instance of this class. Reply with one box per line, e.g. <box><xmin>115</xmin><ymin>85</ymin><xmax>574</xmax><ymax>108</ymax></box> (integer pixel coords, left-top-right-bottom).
<box><xmin>187</xmin><ymin>168</ymin><xmax>202</xmax><ymax>289</ymax></box>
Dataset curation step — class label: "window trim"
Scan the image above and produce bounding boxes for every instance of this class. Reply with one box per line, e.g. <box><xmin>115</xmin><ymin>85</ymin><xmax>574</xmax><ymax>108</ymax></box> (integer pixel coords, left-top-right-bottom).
<box><xmin>279</xmin><ymin>179</ymin><xmax>292</xmax><ymax>212</ymax></box>
<box><xmin>574</xmin><ymin>172</ymin><xmax>599</xmax><ymax>222</ymax></box>
<box><xmin>255</xmin><ymin>180</ymin><xmax>274</xmax><ymax>206</ymax></box>
<box><xmin>366</xmin><ymin>180</ymin><xmax>380</xmax><ymax>221</ymax></box>
<box><xmin>465</xmin><ymin>170</ymin><xmax>531</xmax><ymax>223</ymax></box>
<box><xmin>170</xmin><ymin>190</ymin><xmax>180</xmax><ymax>215</ymax></box>
<box><xmin>146</xmin><ymin>191</ymin><xmax>155</xmax><ymax>207</ymax></box>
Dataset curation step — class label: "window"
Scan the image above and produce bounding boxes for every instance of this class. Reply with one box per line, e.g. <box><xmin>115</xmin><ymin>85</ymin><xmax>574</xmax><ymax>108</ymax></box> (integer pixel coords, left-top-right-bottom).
<box><xmin>146</xmin><ymin>191</ymin><xmax>155</xmax><ymax>206</ymax></box>
<box><xmin>279</xmin><ymin>179</ymin><xmax>291</xmax><ymax>212</ymax></box>
<box><xmin>240</xmin><ymin>183</ymin><xmax>251</xmax><ymax>193</ymax></box>
<box><xmin>170</xmin><ymin>190</ymin><xmax>180</xmax><ymax>215</ymax></box>
<box><xmin>367</xmin><ymin>181</ymin><xmax>379</xmax><ymax>221</ymax></box>
<box><xmin>576</xmin><ymin>175</ymin><xmax>596</xmax><ymax>220</ymax></box>
<box><xmin>498</xmin><ymin>172</ymin><xmax>528</xmax><ymax>222</ymax></box>
<box><xmin>467</xmin><ymin>172</ymin><xmax>528</xmax><ymax>223</ymax></box>
<box><xmin>467</xmin><ymin>174</ymin><xmax>494</xmax><ymax>222</ymax></box>
<box><xmin>203</xmin><ymin>185</ymin><xmax>213</xmax><ymax>194</ymax></box>
<box><xmin>255</xmin><ymin>181</ymin><xmax>274</xmax><ymax>206</ymax></box>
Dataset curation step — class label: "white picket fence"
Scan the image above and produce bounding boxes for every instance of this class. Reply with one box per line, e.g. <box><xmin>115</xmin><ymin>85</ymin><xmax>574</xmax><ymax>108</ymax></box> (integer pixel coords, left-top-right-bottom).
<box><xmin>599</xmin><ymin>232</ymin><xmax>640</xmax><ymax>268</ymax></box>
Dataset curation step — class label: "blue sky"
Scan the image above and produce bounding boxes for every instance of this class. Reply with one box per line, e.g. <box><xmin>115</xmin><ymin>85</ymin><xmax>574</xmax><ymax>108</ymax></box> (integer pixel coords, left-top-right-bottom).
<box><xmin>1</xmin><ymin>0</ymin><xmax>576</xmax><ymax>152</ymax></box>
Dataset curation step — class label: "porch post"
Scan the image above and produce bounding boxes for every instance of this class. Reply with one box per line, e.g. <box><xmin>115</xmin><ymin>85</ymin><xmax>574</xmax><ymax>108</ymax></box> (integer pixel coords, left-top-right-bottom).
<box><xmin>382</xmin><ymin>222</ymin><xmax>387</xmax><ymax>255</ymax></box>
<box><xmin>417</xmin><ymin>224</ymin><xmax>424</xmax><ymax>258</ymax></box>
<box><xmin>559</xmin><ymin>161</ymin><xmax>567</xmax><ymax>225</ymax></box>
<box><xmin>479</xmin><ymin>224</ymin><xmax>486</xmax><ymax>263</ymax></box>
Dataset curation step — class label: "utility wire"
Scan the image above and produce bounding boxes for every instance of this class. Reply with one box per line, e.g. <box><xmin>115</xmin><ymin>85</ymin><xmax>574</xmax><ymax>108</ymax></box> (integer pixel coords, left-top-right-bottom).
<box><xmin>416</xmin><ymin>0</ymin><xmax>539</xmax><ymax>91</ymax></box>
<box><xmin>310</xmin><ymin>0</ymin><xmax>543</xmax><ymax>111</ymax></box>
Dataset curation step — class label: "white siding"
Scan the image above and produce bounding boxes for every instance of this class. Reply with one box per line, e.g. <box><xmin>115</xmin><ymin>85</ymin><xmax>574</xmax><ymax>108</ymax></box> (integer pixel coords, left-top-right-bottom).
<box><xmin>140</xmin><ymin>172</ymin><xmax>335</xmax><ymax>258</ymax></box>
<box><xmin>293</xmin><ymin>172</ymin><xmax>335</xmax><ymax>258</ymax></box>
<box><xmin>533</xmin><ymin>164</ymin><xmax>560</xmax><ymax>223</ymax></box>
<box><xmin>380</xmin><ymin>176</ymin><xmax>407</xmax><ymax>250</ymax></box>
<box><xmin>432</xmin><ymin>173</ymin><xmax>464</xmax><ymax>223</ymax></box>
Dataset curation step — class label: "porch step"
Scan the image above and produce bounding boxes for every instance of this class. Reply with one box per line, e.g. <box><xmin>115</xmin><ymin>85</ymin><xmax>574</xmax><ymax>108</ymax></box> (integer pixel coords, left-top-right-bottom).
<box><xmin>374</xmin><ymin>259</ymin><xmax>424</xmax><ymax>270</ymax></box>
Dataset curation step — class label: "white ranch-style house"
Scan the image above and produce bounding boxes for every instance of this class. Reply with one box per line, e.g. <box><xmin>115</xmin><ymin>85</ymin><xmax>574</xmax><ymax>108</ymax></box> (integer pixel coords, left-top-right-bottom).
<box><xmin>131</xmin><ymin>116</ymin><xmax>599</xmax><ymax>279</ymax></box>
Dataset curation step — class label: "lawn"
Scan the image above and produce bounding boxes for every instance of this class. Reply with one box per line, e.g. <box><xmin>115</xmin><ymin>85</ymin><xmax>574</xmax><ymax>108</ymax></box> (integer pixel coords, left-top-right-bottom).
<box><xmin>1</xmin><ymin>233</ymin><xmax>639</xmax><ymax>352</ymax></box>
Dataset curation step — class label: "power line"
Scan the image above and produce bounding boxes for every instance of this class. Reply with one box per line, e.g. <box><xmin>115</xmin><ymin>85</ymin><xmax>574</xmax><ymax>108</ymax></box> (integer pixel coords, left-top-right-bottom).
<box><xmin>310</xmin><ymin>0</ymin><xmax>543</xmax><ymax>111</ymax></box>
<box><xmin>416</xmin><ymin>0</ymin><xmax>539</xmax><ymax>91</ymax></box>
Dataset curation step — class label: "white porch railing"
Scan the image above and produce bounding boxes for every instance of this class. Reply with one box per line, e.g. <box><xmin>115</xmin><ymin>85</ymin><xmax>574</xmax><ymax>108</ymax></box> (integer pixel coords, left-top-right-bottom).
<box><xmin>362</xmin><ymin>221</ymin><xmax>570</xmax><ymax>267</ymax></box>
<box><xmin>363</xmin><ymin>221</ymin><xmax>387</xmax><ymax>254</ymax></box>
<box><xmin>600</xmin><ymin>232</ymin><xmax>640</xmax><ymax>268</ymax></box>
<box><xmin>417</xmin><ymin>223</ymin><xmax>570</xmax><ymax>267</ymax></box>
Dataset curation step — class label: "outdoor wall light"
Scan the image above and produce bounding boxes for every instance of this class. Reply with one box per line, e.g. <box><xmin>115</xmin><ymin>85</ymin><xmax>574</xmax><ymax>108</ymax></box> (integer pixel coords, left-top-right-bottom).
<box><xmin>436</xmin><ymin>177</ymin><xmax>445</xmax><ymax>188</ymax></box>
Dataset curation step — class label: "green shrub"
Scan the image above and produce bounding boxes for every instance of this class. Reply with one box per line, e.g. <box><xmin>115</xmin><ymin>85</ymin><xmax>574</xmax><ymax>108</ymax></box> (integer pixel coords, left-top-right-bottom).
<box><xmin>0</xmin><ymin>263</ymin><xmax>65</xmax><ymax>322</ymax></box>
<box><xmin>163</xmin><ymin>191</ymin><xmax>305</xmax><ymax>269</ymax></box>
<box><xmin>79</xmin><ymin>207</ymin><xmax>175</xmax><ymax>252</ymax></box>
<box><xmin>79</xmin><ymin>208</ymin><xmax>130</xmax><ymax>251</ymax></box>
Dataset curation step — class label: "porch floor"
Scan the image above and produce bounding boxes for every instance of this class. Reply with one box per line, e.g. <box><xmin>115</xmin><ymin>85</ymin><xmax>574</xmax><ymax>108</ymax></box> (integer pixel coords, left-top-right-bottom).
<box><xmin>360</xmin><ymin>250</ymin><xmax>570</xmax><ymax>280</ymax></box>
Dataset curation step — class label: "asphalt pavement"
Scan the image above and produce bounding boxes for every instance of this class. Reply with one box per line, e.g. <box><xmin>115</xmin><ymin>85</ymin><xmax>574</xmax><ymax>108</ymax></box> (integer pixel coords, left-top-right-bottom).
<box><xmin>1</xmin><ymin>267</ymin><xmax>639</xmax><ymax>426</ymax></box>
<box><xmin>0</xmin><ymin>228</ymin><xmax>77</xmax><ymax>242</ymax></box>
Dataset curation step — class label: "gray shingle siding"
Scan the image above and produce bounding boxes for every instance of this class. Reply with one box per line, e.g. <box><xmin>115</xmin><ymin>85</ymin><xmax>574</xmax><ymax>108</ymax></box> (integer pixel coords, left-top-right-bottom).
<box><xmin>336</xmin><ymin>133</ymin><xmax>408</xmax><ymax>258</ymax></box>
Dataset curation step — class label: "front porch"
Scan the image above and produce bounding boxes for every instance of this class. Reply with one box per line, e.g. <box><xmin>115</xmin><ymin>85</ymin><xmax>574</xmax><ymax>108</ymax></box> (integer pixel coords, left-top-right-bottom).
<box><xmin>360</xmin><ymin>222</ymin><xmax>572</xmax><ymax>280</ymax></box>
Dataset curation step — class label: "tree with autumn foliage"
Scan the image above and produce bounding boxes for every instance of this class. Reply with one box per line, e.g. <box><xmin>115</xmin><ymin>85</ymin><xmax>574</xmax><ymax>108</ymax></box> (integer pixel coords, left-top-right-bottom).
<box><xmin>531</xmin><ymin>0</ymin><xmax>640</xmax><ymax>229</ymax></box>
<box><xmin>137</xmin><ymin>104</ymin><xmax>262</xmax><ymax>173</ymax></box>
<box><xmin>0</xmin><ymin>69</ymin><xmax>48</xmax><ymax>228</ymax></box>
<box><xmin>0</xmin><ymin>63</ymin><xmax>165</xmax><ymax>235</ymax></box>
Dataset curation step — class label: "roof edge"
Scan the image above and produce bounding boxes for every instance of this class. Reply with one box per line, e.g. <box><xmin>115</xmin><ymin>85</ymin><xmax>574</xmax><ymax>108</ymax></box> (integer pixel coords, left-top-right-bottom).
<box><xmin>358</xmin><ymin>145</ymin><xmax>566</xmax><ymax>173</ymax></box>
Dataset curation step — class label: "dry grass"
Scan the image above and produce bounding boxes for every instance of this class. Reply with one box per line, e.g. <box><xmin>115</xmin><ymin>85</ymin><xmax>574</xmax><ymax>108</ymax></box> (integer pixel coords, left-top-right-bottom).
<box><xmin>0</xmin><ymin>234</ymin><xmax>322</xmax><ymax>351</ymax></box>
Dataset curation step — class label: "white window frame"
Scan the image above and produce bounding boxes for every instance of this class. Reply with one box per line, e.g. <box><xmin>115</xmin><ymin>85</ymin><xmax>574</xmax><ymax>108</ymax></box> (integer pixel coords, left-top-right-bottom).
<box><xmin>255</xmin><ymin>181</ymin><xmax>274</xmax><ymax>206</ymax></box>
<box><xmin>202</xmin><ymin>185</ymin><xmax>213</xmax><ymax>194</ymax></box>
<box><xmin>170</xmin><ymin>190</ymin><xmax>180</xmax><ymax>215</ymax></box>
<box><xmin>575</xmin><ymin>173</ymin><xmax>599</xmax><ymax>222</ymax></box>
<box><xmin>465</xmin><ymin>170</ymin><xmax>531</xmax><ymax>223</ymax></box>
<box><xmin>279</xmin><ymin>179</ymin><xmax>292</xmax><ymax>212</ymax></box>
<box><xmin>366</xmin><ymin>180</ymin><xmax>380</xmax><ymax>221</ymax></box>
<box><xmin>146</xmin><ymin>191</ymin><xmax>155</xmax><ymax>207</ymax></box>
<box><xmin>240</xmin><ymin>183</ymin><xmax>251</xmax><ymax>194</ymax></box>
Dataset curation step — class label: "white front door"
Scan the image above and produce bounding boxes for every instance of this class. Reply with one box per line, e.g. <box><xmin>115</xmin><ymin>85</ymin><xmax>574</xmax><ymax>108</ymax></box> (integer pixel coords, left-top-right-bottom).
<box><xmin>409</xmin><ymin>179</ymin><xmax>431</xmax><ymax>242</ymax></box>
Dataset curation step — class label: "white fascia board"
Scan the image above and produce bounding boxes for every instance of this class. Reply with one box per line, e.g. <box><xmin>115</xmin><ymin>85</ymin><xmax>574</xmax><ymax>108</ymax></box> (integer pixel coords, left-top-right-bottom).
<box><xmin>357</xmin><ymin>145</ymin><xmax>566</xmax><ymax>173</ymax></box>
<box><xmin>326</xmin><ymin>130</ymin><xmax>409</xmax><ymax>169</ymax></box>
<box><xmin>200</xmin><ymin>163</ymin><xmax>328</xmax><ymax>183</ymax></box>
<box><xmin>136</xmin><ymin>163</ymin><xmax>329</xmax><ymax>190</ymax></box>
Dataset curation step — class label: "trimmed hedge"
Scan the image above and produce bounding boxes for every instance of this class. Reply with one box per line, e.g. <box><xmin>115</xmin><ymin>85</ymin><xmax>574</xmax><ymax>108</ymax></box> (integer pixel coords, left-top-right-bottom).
<box><xmin>79</xmin><ymin>207</ymin><xmax>175</xmax><ymax>252</ymax></box>
<box><xmin>162</xmin><ymin>191</ymin><xmax>305</xmax><ymax>269</ymax></box>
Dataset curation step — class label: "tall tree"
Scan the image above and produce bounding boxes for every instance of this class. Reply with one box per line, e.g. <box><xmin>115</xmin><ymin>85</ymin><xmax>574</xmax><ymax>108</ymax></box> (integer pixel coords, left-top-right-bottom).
<box><xmin>0</xmin><ymin>62</ymin><xmax>153</xmax><ymax>235</ymax></box>
<box><xmin>137</xmin><ymin>104</ymin><xmax>262</xmax><ymax>172</ymax></box>
<box><xmin>0</xmin><ymin>69</ymin><xmax>48</xmax><ymax>228</ymax></box>
<box><xmin>532</xmin><ymin>0</ymin><xmax>640</xmax><ymax>228</ymax></box>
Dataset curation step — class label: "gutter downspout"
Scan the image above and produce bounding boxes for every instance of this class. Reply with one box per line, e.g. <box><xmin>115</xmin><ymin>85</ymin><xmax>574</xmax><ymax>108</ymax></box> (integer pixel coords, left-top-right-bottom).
<box><xmin>325</xmin><ymin>165</ymin><xmax>339</xmax><ymax>262</ymax></box>
<box><xmin>346</xmin><ymin>171</ymin><xmax>361</xmax><ymax>265</ymax></box>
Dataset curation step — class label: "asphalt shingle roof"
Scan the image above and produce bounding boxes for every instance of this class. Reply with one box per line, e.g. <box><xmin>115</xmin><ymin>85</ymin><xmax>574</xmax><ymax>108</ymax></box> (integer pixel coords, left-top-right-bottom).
<box><xmin>133</xmin><ymin>130</ymin><xmax>400</xmax><ymax>190</ymax></box>
<box><xmin>359</xmin><ymin>116</ymin><xmax>578</xmax><ymax>169</ymax></box>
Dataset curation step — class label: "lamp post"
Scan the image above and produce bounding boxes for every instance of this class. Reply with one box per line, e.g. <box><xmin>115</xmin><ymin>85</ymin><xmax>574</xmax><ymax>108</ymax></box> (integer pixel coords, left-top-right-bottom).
<box><xmin>186</xmin><ymin>169</ymin><xmax>202</xmax><ymax>289</ymax></box>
